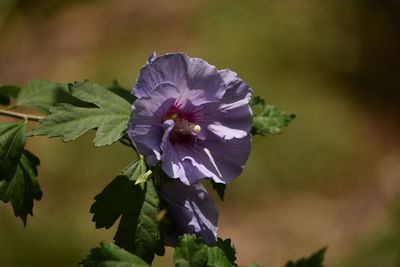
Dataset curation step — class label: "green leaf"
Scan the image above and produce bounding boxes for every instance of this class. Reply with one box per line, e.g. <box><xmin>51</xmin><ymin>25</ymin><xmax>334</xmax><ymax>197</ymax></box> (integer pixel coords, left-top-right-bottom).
<box><xmin>90</xmin><ymin>158</ymin><xmax>164</xmax><ymax>264</ymax></box>
<box><xmin>284</xmin><ymin>247</ymin><xmax>327</xmax><ymax>267</ymax></box>
<box><xmin>174</xmin><ymin>235</ymin><xmax>237</xmax><ymax>267</ymax></box>
<box><xmin>211</xmin><ymin>180</ymin><xmax>226</xmax><ymax>201</ymax></box>
<box><xmin>250</xmin><ymin>96</ymin><xmax>295</xmax><ymax>136</ymax></box>
<box><xmin>0</xmin><ymin>122</ymin><xmax>26</xmax><ymax>181</ymax></box>
<box><xmin>0</xmin><ymin>150</ymin><xmax>42</xmax><ymax>225</ymax></box>
<box><xmin>174</xmin><ymin>234</ymin><xmax>208</xmax><ymax>267</ymax></box>
<box><xmin>109</xmin><ymin>80</ymin><xmax>136</xmax><ymax>104</ymax></box>
<box><xmin>16</xmin><ymin>79</ymin><xmax>85</xmax><ymax>114</ymax></box>
<box><xmin>80</xmin><ymin>240</ymin><xmax>150</xmax><ymax>267</ymax></box>
<box><xmin>0</xmin><ymin>85</ymin><xmax>20</xmax><ymax>105</ymax></box>
<box><xmin>207</xmin><ymin>238</ymin><xmax>237</xmax><ymax>267</ymax></box>
<box><xmin>90</xmin><ymin>159</ymin><xmax>145</xmax><ymax>228</ymax></box>
<box><xmin>28</xmin><ymin>80</ymin><xmax>131</xmax><ymax>146</ymax></box>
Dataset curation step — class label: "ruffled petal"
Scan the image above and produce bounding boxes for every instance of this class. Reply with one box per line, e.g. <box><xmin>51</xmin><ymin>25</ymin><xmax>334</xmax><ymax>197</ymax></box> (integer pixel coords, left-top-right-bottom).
<box><xmin>128</xmin><ymin>83</ymin><xmax>180</xmax><ymax>165</ymax></box>
<box><xmin>185</xmin><ymin>56</ymin><xmax>226</xmax><ymax>102</ymax></box>
<box><xmin>160</xmin><ymin>120</ymin><xmax>195</xmax><ymax>184</ymax></box>
<box><xmin>159</xmin><ymin>179</ymin><xmax>218</xmax><ymax>246</ymax></box>
<box><xmin>133</xmin><ymin>53</ymin><xmax>188</xmax><ymax>98</ymax></box>
<box><xmin>134</xmin><ymin>53</ymin><xmax>226</xmax><ymax>104</ymax></box>
<box><xmin>147</xmin><ymin>52</ymin><xmax>157</xmax><ymax>63</ymax></box>
<box><xmin>200</xmin><ymin>69</ymin><xmax>253</xmax><ymax>140</ymax></box>
<box><xmin>196</xmin><ymin>133</ymin><xmax>251</xmax><ymax>184</ymax></box>
<box><xmin>129</xmin><ymin>54</ymin><xmax>252</xmax><ymax>185</ymax></box>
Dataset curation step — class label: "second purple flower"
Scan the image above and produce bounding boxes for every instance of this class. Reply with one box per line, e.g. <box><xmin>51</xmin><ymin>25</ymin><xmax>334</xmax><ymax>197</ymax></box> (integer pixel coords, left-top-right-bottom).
<box><xmin>128</xmin><ymin>53</ymin><xmax>252</xmax><ymax>185</ymax></box>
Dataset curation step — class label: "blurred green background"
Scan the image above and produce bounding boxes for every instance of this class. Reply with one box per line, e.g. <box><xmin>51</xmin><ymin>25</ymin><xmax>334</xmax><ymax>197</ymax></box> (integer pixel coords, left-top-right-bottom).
<box><xmin>1</xmin><ymin>0</ymin><xmax>400</xmax><ymax>266</ymax></box>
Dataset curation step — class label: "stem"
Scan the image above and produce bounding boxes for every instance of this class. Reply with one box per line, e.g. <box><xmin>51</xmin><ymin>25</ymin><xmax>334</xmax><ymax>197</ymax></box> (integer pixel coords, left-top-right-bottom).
<box><xmin>0</xmin><ymin>109</ymin><xmax>45</xmax><ymax>121</ymax></box>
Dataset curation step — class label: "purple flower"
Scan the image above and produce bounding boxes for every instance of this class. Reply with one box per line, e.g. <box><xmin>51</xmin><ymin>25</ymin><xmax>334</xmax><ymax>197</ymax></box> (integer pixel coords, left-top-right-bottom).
<box><xmin>159</xmin><ymin>179</ymin><xmax>218</xmax><ymax>246</ymax></box>
<box><xmin>128</xmin><ymin>53</ymin><xmax>252</xmax><ymax>185</ymax></box>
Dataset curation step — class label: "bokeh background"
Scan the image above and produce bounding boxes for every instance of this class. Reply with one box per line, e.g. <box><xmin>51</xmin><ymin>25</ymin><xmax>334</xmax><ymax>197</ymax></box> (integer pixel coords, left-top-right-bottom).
<box><xmin>1</xmin><ymin>0</ymin><xmax>400</xmax><ymax>266</ymax></box>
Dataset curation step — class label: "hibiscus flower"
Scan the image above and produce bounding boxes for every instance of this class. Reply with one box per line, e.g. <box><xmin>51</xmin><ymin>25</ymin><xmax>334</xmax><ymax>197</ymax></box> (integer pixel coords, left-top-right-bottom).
<box><xmin>128</xmin><ymin>53</ymin><xmax>252</xmax><ymax>185</ymax></box>
<box><xmin>159</xmin><ymin>179</ymin><xmax>218</xmax><ymax>246</ymax></box>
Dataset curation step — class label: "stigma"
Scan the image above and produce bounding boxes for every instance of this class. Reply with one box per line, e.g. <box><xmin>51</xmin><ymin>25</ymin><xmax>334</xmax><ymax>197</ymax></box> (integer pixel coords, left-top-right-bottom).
<box><xmin>164</xmin><ymin>113</ymin><xmax>201</xmax><ymax>135</ymax></box>
<box><xmin>174</xmin><ymin>118</ymin><xmax>201</xmax><ymax>135</ymax></box>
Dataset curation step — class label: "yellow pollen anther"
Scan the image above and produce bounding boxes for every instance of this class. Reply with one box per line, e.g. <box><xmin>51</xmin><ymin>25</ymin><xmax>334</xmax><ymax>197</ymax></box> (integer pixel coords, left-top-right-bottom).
<box><xmin>193</xmin><ymin>124</ymin><xmax>201</xmax><ymax>133</ymax></box>
<box><xmin>163</xmin><ymin>113</ymin><xmax>178</xmax><ymax>122</ymax></box>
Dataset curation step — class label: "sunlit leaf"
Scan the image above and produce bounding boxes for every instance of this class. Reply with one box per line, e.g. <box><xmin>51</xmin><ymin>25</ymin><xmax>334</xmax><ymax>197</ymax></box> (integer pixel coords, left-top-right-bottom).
<box><xmin>108</xmin><ymin>80</ymin><xmax>136</xmax><ymax>104</ymax></box>
<box><xmin>174</xmin><ymin>234</ymin><xmax>237</xmax><ymax>267</ymax></box>
<box><xmin>251</xmin><ymin>96</ymin><xmax>295</xmax><ymax>136</ymax></box>
<box><xmin>207</xmin><ymin>238</ymin><xmax>237</xmax><ymax>267</ymax></box>
<box><xmin>16</xmin><ymin>79</ymin><xmax>85</xmax><ymax>114</ymax></box>
<box><xmin>174</xmin><ymin>234</ymin><xmax>208</xmax><ymax>267</ymax></box>
<box><xmin>80</xmin><ymin>241</ymin><xmax>150</xmax><ymax>267</ymax></box>
<box><xmin>28</xmin><ymin>80</ymin><xmax>131</xmax><ymax>146</ymax></box>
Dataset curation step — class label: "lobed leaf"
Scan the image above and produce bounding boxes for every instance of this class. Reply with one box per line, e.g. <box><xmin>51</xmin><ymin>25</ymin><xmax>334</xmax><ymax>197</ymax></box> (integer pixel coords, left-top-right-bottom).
<box><xmin>0</xmin><ymin>150</ymin><xmax>42</xmax><ymax>225</ymax></box>
<box><xmin>28</xmin><ymin>80</ymin><xmax>132</xmax><ymax>146</ymax></box>
<box><xmin>207</xmin><ymin>238</ymin><xmax>237</xmax><ymax>267</ymax></box>
<box><xmin>284</xmin><ymin>247</ymin><xmax>327</xmax><ymax>267</ymax></box>
<box><xmin>90</xmin><ymin>158</ymin><xmax>164</xmax><ymax>264</ymax></box>
<box><xmin>16</xmin><ymin>79</ymin><xmax>85</xmax><ymax>114</ymax></box>
<box><xmin>108</xmin><ymin>80</ymin><xmax>136</xmax><ymax>104</ymax></box>
<box><xmin>250</xmin><ymin>96</ymin><xmax>295</xmax><ymax>136</ymax></box>
<box><xmin>0</xmin><ymin>122</ymin><xmax>26</xmax><ymax>181</ymax></box>
<box><xmin>174</xmin><ymin>234</ymin><xmax>237</xmax><ymax>267</ymax></box>
<box><xmin>80</xmin><ymin>240</ymin><xmax>150</xmax><ymax>267</ymax></box>
<box><xmin>174</xmin><ymin>234</ymin><xmax>208</xmax><ymax>267</ymax></box>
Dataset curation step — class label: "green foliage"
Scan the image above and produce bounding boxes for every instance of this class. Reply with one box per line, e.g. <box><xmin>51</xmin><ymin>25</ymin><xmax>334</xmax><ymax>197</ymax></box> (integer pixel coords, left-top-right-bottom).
<box><xmin>0</xmin><ymin>150</ymin><xmax>42</xmax><ymax>225</ymax></box>
<box><xmin>174</xmin><ymin>234</ymin><xmax>208</xmax><ymax>267</ymax></box>
<box><xmin>250</xmin><ymin>96</ymin><xmax>295</xmax><ymax>136</ymax></box>
<box><xmin>174</xmin><ymin>234</ymin><xmax>237</xmax><ymax>267</ymax></box>
<box><xmin>211</xmin><ymin>180</ymin><xmax>226</xmax><ymax>201</ymax></box>
<box><xmin>16</xmin><ymin>79</ymin><xmax>85</xmax><ymax>114</ymax></box>
<box><xmin>90</xmin><ymin>159</ymin><xmax>164</xmax><ymax>264</ymax></box>
<box><xmin>0</xmin><ymin>122</ymin><xmax>42</xmax><ymax>225</ymax></box>
<box><xmin>108</xmin><ymin>80</ymin><xmax>136</xmax><ymax>104</ymax></box>
<box><xmin>284</xmin><ymin>247</ymin><xmax>327</xmax><ymax>267</ymax></box>
<box><xmin>29</xmin><ymin>80</ymin><xmax>131</xmax><ymax>146</ymax></box>
<box><xmin>0</xmin><ymin>122</ymin><xmax>26</xmax><ymax>181</ymax></box>
<box><xmin>207</xmin><ymin>238</ymin><xmax>237</xmax><ymax>267</ymax></box>
<box><xmin>0</xmin><ymin>85</ymin><xmax>20</xmax><ymax>105</ymax></box>
<box><xmin>80</xmin><ymin>240</ymin><xmax>150</xmax><ymax>267</ymax></box>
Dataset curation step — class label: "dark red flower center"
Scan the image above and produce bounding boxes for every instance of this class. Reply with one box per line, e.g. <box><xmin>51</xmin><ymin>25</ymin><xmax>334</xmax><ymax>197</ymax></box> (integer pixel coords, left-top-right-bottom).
<box><xmin>163</xmin><ymin>111</ymin><xmax>201</xmax><ymax>145</ymax></box>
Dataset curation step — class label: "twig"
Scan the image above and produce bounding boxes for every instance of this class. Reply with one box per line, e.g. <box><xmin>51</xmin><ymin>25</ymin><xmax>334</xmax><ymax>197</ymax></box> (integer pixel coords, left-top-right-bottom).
<box><xmin>0</xmin><ymin>109</ymin><xmax>45</xmax><ymax>121</ymax></box>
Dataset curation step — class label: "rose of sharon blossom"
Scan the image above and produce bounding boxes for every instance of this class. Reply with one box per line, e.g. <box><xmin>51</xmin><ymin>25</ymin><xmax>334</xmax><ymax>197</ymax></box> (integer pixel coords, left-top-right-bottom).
<box><xmin>128</xmin><ymin>53</ymin><xmax>252</xmax><ymax>185</ymax></box>
<box><xmin>159</xmin><ymin>179</ymin><xmax>218</xmax><ymax>246</ymax></box>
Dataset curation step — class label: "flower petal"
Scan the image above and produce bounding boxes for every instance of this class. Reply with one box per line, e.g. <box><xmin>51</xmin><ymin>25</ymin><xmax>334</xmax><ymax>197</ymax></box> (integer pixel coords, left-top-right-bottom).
<box><xmin>128</xmin><ymin>83</ymin><xmax>180</xmax><ymax>165</ymax></box>
<box><xmin>197</xmin><ymin>133</ymin><xmax>252</xmax><ymax>184</ymax></box>
<box><xmin>159</xmin><ymin>179</ymin><xmax>218</xmax><ymax>246</ymax></box>
<box><xmin>133</xmin><ymin>53</ymin><xmax>188</xmax><ymax>98</ymax></box>
<box><xmin>147</xmin><ymin>52</ymin><xmax>157</xmax><ymax>63</ymax></box>
<box><xmin>185</xmin><ymin>56</ymin><xmax>226</xmax><ymax>102</ymax></box>
<box><xmin>129</xmin><ymin>54</ymin><xmax>253</xmax><ymax>185</ymax></box>
<box><xmin>201</xmin><ymin>69</ymin><xmax>253</xmax><ymax>140</ymax></box>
